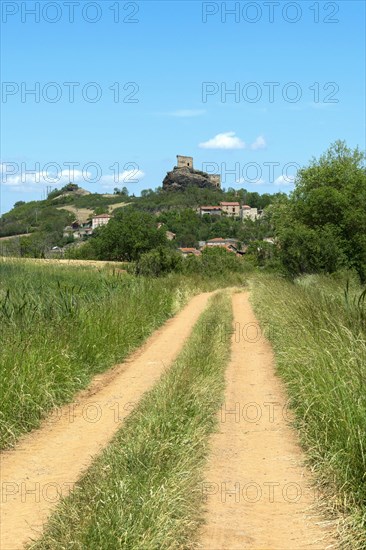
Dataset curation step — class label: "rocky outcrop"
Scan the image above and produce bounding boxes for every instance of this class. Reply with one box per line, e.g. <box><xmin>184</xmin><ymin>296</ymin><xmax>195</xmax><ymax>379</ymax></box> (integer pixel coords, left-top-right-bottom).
<box><xmin>163</xmin><ymin>166</ymin><xmax>219</xmax><ymax>191</ymax></box>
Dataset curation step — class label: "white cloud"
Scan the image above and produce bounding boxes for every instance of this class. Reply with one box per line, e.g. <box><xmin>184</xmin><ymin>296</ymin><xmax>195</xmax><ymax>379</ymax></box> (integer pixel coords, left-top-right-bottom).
<box><xmin>250</xmin><ymin>135</ymin><xmax>267</xmax><ymax>150</ymax></box>
<box><xmin>166</xmin><ymin>109</ymin><xmax>206</xmax><ymax>117</ymax></box>
<box><xmin>0</xmin><ymin>164</ymin><xmax>90</xmax><ymax>189</ymax></box>
<box><xmin>199</xmin><ymin>131</ymin><xmax>246</xmax><ymax>150</ymax></box>
<box><xmin>0</xmin><ymin>163</ymin><xmax>145</xmax><ymax>191</ymax></box>
<box><xmin>274</xmin><ymin>174</ymin><xmax>295</xmax><ymax>186</ymax></box>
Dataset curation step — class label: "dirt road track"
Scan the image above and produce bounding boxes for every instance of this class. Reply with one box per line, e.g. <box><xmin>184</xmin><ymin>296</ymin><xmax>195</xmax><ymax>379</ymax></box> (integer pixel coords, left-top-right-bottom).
<box><xmin>198</xmin><ymin>293</ymin><xmax>336</xmax><ymax>549</ymax></box>
<box><xmin>0</xmin><ymin>292</ymin><xmax>213</xmax><ymax>550</ymax></box>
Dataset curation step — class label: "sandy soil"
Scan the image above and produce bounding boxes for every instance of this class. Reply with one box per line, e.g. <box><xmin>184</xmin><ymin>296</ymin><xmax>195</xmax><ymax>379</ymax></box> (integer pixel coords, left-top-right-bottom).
<box><xmin>0</xmin><ymin>292</ymin><xmax>212</xmax><ymax>549</ymax></box>
<box><xmin>0</xmin><ymin>257</ymin><xmax>123</xmax><ymax>268</ymax></box>
<box><xmin>198</xmin><ymin>292</ymin><xmax>336</xmax><ymax>550</ymax></box>
<box><xmin>0</xmin><ymin>234</ymin><xmax>30</xmax><ymax>241</ymax></box>
<box><xmin>108</xmin><ymin>201</ymin><xmax>129</xmax><ymax>212</ymax></box>
<box><xmin>56</xmin><ymin>205</ymin><xmax>94</xmax><ymax>223</ymax></box>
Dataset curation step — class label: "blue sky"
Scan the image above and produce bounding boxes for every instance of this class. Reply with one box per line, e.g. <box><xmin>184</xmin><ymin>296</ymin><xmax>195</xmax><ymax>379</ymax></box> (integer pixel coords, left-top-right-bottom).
<box><xmin>1</xmin><ymin>0</ymin><xmax>365</xmax><ymax>213</ymax></box>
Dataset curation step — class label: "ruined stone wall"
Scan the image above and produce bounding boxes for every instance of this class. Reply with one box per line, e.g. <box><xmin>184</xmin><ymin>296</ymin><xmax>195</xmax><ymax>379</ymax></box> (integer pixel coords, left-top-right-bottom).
<box><xmin>208</xmin><ymin>174</ymin><xmax>221</xmax><ymax>188</ymax></box>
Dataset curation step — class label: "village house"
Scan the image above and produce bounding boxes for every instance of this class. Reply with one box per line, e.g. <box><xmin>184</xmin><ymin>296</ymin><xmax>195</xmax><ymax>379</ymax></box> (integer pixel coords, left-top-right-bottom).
<box><xmin>74</xmin><ymin>227</ymin><xmax>93</xmax><ymax>239</ymax></box>
<box><xmin>63</xmin><ymin>222</ymin><xmax>93</xmax><ymax>240</ymax></box>
<box><xmin>178</xmin><ymin>247</ymin><xmax>201</xmax><ymax>257</ymax></box>
<box><xmin>198</xmin><ymin>202</ymin><xmax>261</xmax><ymax>222</ymax></box>
<box><xmin>63</xmin><ymin>226</ymin><xmax>74</xmax><ymax>238</ymax></box>
<box><xmin>240</xmin><ymin>205</ymin><xmax>261</xmax><ymax>221</ymax></box>
<box><xmin>198</xmin><ymin>205</ymin><xmax>222</xmax><ymax>216</ymax></box>
<box><xmin>204</xmin><ymin>237</ymin><xmax>239</xmax><ymax>247</ymax></box>
<box><xmin>91</xmin><ymin>214</ymin><xmax>112</xmax><ymax>230</ymax></box>
<box><xmin>201</xmin><ymin>237</ymin><xmax>243</xmax><ymax>254</ymax></box>
<box><xmin>220</xmin><ymin>202</ymin><xmax>241</xmax><ymax>218</ymax></box>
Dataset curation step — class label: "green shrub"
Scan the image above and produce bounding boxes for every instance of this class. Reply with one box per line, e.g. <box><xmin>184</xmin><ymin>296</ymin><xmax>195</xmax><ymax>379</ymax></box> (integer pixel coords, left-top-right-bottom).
<box><xmin>135</xmin><ymin>247</ymin><xmax>183</xmax><ymax>277</ymax></box>
<box><xmin>183</xmin><ymin>247</ymin><xmax>247</xmax><ymax>277</ymax></box>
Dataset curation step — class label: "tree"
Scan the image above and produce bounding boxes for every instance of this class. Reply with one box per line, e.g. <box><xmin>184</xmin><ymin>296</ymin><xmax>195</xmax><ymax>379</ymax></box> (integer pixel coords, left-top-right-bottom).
<box><xmin>273</xmin><ymin>141</ymin><xmax>366</xmax><ymax>280</ymax></box>
<box><xmin>179</xmin><ymin>246</ymin><xmax>245</xmax><ymax>276</ymax></box>
<box><xmin>140</xmin><ymin>189</ymin><xmax>154</xmax><ymax>198</ymax></box>
<box><xmin>135</xmin><ymin>247</ymin><xmax>183</xmax><ymax>277</ymax></box>
<box><xmin>94</xmin><ymin>206</ymin><xmax>109</xmax><ymax>215</ymax></box>
<box><xmin>246</xmin><ymin>240</ymin><xmax>277</xmax><ymax>267</ymax></box>
<box><xmin>276</xmin><ymin>223</ymin><xmax>346</xmax><ymax>275</ymax></box>
<box><xmin>93</xmin><ymin>208</ymin><xmax>168</xmax><ymax>261</ymax></box>
<box><xmin>113</xmin><ymin>186</ymin><xmax>129</xmax><ymax>196</ymax></box>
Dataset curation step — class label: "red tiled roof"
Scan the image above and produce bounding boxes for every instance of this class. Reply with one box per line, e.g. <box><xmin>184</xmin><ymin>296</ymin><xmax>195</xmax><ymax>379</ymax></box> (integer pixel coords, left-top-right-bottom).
<box><xmin>200</xmin><ymin>205</ymin><xmax>221</xmax><ymax>210</ymax></box>
<box><xmin>207</xmin><ymin>237</ymin><xmax>225</xmax><ymax>242</ymax></box>
<box><xmin>220</xmin><ymin>202</ymin><xmax>240</xmax><ymax>206</ymax></box>
<box><xmin>201</xmin><ymin>244</ymin><xmax>237</xmax><ymax>253</ymax></box>
<box><xmin>179</xmin><ymin>247</ymin><xmax>197</xmax><ymax>252</ymax></box>
<box><xmin>242</xmin><ymin>205</ymin><xmax>251</xmax><ymax>209</ymax></box>
<box><xmin>93</xmin><ymin>214</ymin><xmax>112</xmax><ymax>219</ymax></box>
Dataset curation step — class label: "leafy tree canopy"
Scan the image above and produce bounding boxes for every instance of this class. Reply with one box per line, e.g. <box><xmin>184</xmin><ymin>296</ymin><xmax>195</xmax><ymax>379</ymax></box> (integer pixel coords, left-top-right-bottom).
<box><xmin>91</xmin><ymin>208</ymin><xmax>168</xmax><ymax>261</ymax></box>
<box><xmin>274</xmin><ymin>141</ymin><xmax>366</xmax><ymax>280</ymax></box>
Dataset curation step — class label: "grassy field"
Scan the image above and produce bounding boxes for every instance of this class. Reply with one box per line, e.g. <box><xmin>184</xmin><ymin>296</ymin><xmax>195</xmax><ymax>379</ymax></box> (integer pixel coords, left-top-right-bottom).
<box><xmin>31</xmin><ymin>291</ymin><xmax>232</xmax><ymax>550</ymax></box>
<box><xmin>251</xmin><ymin>273</ymin><xmax>366</xmax><ymax>548</ymax></box>
<box><xmin>0</xmin><ymin>260</ymin><xmax>198</xmax><ymax>449</ymax></box>
<box><xmin>4</xmin><ymin>259</ymin><xmax>365</xmax><ymax>546</ymax></box>
<box><xmin>0</xmin><ymin>259</ymin><xmax>247</xmax><ymax>449</ymax></box>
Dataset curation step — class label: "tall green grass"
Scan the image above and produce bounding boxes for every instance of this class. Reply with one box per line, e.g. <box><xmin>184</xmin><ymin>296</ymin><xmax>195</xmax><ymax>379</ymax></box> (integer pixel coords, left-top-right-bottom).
<box><xmin>251</xmin><ymin>273</ymin><xmax>366</xmax><ymax>548</ymax></box>
<box><xmin>30</xmin><ymin>291</ymin><xmax>232</xmax><ymax>550</ymax></box>
<box><xmin>0</xmin><ymin>260</ymin><xmax>196</xmax><ymax>449</ymax></box>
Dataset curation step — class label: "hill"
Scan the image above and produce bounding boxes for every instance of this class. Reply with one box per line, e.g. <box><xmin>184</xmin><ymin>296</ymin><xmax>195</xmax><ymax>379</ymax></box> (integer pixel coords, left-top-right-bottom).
<box><xmin>0</xmin><ymin>182</ymin><xmax>284</xmax><ymax>257</ymax></box>
<box><xmin>0</xmin><ymin>184</ymin><xmax>129</xmax><ymax>238</ymax></box>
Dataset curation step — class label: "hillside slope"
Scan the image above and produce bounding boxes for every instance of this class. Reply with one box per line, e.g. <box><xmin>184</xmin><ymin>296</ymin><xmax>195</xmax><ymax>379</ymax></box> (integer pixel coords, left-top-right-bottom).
<box><xmin>0</xmin><ymin>185</ymin><xmax>129</xmax><ymax>238</ymax></box>
<box><xmin>0</xmin><ymin>183</ymin><xmax>282</xmax><ymax>257</ymax></box>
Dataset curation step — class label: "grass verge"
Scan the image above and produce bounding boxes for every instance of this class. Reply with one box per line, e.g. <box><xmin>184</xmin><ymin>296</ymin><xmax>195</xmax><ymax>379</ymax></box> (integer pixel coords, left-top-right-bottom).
<box><xmin>30</xmin><ymin>291</ymin><xmax>232</xmax><ymax>550</ymax></box>
<box><xmin>250</xmin><ymin>273</ymin><xmax>366</xmax><ymax>549</ymax></box>
<box><xmin>0</xmin><ymin>260</ymin><xmax>197</xmax><ymax>449</ymax></box>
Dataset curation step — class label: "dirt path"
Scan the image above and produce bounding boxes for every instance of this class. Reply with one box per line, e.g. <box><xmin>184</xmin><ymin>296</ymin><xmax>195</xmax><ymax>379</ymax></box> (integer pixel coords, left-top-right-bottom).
<box><xmin>0</xmin><ymin>257</ymin><xmax>123</xmax><ymax>268</ymax></box>
<box><xmin>0</xmin><ymin>292</ymin><xmax>213</xmax><ymax>550</ymax></box>
<box><xmin>199</xmin><ymin>293</ymin><xmax>335</xmax><ymax>550</ymax></box>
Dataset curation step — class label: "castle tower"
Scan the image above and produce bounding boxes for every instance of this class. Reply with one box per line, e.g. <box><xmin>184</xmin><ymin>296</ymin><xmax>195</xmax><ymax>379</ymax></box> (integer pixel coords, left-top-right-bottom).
<box><xmin>177</xmin><ymin>155</ymin><xmax>193</xmax><ymax>169</ymax></box>
<box><xmin>208</xmin><ymin>174</ymin><xmax>221</xmax><ymax>188</ymax></box>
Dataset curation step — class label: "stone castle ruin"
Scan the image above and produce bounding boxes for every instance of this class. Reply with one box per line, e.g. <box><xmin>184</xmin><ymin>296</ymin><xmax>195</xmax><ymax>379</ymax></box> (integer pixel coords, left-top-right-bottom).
<box><xmin>163</xmin><ymin>155</ymin><xmax>221</xmax><ymax>191</ymax></box>
<box><xmin>177</xmin><ymin>155</ymin><xmax>194</xmax><ymax>169</ymax></box>
<box><xmin>207</xmin><ymin>174</ymin><xmax>221</xmax><ymax>187</ymax></box>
